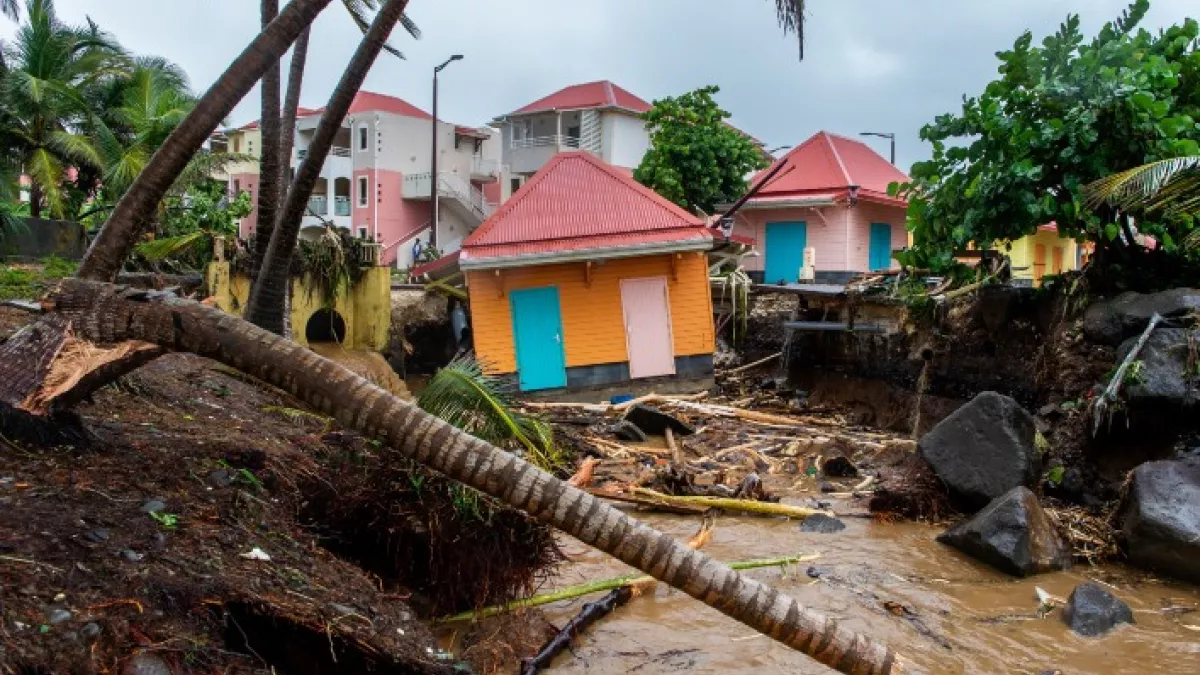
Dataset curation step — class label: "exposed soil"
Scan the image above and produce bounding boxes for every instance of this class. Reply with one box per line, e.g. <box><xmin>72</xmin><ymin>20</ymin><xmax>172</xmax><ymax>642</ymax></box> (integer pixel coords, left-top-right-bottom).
<box><xmin>0</xmin><ymin>343</ymin><xmax>555</xmax><ymax>674</ymax></box>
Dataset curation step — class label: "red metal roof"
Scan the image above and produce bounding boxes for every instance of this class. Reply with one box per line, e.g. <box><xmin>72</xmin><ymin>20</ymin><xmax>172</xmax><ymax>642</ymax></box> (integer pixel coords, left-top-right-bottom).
<box><xmin>236</xmin><ymin>93</ymin><xmax>430</xmax><ymax>130</ymax></box>
<box><xmin>462</xmin><ymin>152</ymin><xmax>710</xmax><ymax>265</ymax></box>
<box><xmin>411</xmin><ymin>250</ymin><xmax>461</xmax><ymax>278</ymax></box>
<box><xmin>749</xmin><ymin>131</ymin><xmax>910</xmax><ymax>206</ymax></box>
<box><xmin>509</xmin><ymin>80</ymin><xmax>652</xmax><ymax>115</ymax></box>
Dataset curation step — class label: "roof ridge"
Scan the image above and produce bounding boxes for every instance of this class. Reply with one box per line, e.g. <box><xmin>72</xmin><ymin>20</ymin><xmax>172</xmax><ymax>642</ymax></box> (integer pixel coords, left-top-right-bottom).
<box><xmin>822</xmin><ymin>131</ymin><xmax>855</xmax><ymax>186</ymax></box>
<box><xmin>602</xmin><ymin>80</ymin><xmax>617</xmax><ymax>106</ymax></box>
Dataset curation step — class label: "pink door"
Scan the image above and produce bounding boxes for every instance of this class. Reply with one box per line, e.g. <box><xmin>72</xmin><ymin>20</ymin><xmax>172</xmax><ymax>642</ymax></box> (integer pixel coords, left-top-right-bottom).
<box><xmin>620</xmin><ymin>277</ymin><xmax>676</xmax><ymax>379</ymax></box>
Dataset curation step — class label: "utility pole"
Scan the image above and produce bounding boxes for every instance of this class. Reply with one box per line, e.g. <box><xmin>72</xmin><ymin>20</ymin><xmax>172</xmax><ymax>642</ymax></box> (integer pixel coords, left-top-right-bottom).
<box><xmin>430</xmin><ymin>54</ymin><xmax>463</xmax><ymax>250</ymax></box>
<box><xmin>860</xmin><ymin>131</ymin><xmax>896</xmax><ymax>165</ymax></box>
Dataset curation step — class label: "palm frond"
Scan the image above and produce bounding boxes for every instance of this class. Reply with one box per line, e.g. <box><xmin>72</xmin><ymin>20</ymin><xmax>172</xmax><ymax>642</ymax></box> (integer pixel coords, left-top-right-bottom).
<box><xmin>133</xmin><ymin>230</ymin><xmax>209</xmax><ymax>262</ymax></box>
<box><xmin>773</xmin><ymin>0</ymin><xmax>806</xmax><ymax>60</ymax></box>
<box><xmin>417</xmin><ymin>357</ymin><xmax>564</xmax><ymax>471</ymax></box>
<box><xmin>1084</xmin><ymin>156</ymin><xmax>1200</xmax><ymax>213</ymax></box>
<box><xmin>48</xmin><ymin>129</ymin><xmax>101</xmax><ymax>168</ymax></box>
<box><xmin>1</xmin><ymin>0</ymin><xmax>19</xmax><ymax>22</ymax></box>
<box><xmin>340</xmin><ymin>0</ymin><xmax>419</xmax><ymax>59</ymax></box>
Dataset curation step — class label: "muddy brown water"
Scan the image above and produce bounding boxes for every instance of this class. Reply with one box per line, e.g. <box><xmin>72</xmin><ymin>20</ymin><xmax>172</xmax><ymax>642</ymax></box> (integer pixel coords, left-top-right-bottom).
<box><xmin>532</xmin><ymin>511</ymin><xmax>1199</xmax><ymax>675</ymax></box>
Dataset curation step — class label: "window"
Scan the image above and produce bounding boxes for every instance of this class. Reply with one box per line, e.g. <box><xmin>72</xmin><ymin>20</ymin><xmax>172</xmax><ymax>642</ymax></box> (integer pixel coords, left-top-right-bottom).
<box><xmin>233</xmin><ymin>137</ymin><xmax>241</xmax><ymax>153</ymax></box>
<box><xmin>357</xmin><ymin>176</ymin><xmax>368</xmax><ymax>207</ymax></box>
<box><xmin>248</xmin><ymin>140</ymin><xmax>254</xmax><ymax>154</ymax></box>
<box><xmin>232</xmin><ymin>179</ymin><xmax>241</xmax><ymax>194</ymax></box>
<box><xmin>358</xmin><ymin>125</ymin><xmax>368</xmax><ymax>152</ymax></box>
<box><xmin>357</xmin><ymin>227</ymin><xmax>368</xmax><ymax>240</ymax></box>
<box><xmin>510</xmin><ymin>178</ymin><xmax>521</xmax><ymax>195</ymax></box>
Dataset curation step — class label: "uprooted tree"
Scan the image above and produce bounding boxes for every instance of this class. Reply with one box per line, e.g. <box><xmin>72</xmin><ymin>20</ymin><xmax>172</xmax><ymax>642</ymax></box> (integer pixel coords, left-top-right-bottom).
<box><xmin>894</xmin><ymin>0</ymin><xmax>1200</xmax><ymax>283</ymax></box>
<box><xmin>3</xmin><ymin>2</ymin><xmax>903</xmax><ymax>673</ymax></box>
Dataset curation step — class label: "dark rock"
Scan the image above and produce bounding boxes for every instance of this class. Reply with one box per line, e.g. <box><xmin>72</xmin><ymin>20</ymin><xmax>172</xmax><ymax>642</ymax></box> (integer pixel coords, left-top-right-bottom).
<box><xmin>140</xmin><ymin>499</ymin><xmax>166</xmax><ymax>514</ymax></box>
<box><xmin>84</xmin><ymin>528</ymin><xmax>110</xmax><ymax>543</ymax></box>
<box><xmin>799</xmin><ymin>514</ymin><xmax>846</xmax><ymax>533</ymax></box>
<box><xmin>207</xmin><ymin>469</ymin><xmax>233</xmax><ymax>488</ymax></box>
<box><xmin>613</xmin><ymin>421</ymin><xmax>648</xmax><ymax>443</ymax></box>
<box><xmin>822</xmin><ymin>456</ymin><xmax>858</xmax><ymax>478</ymax></box>
<box><xmin>805</xmin><ymin>566</ymin><xmax>828</xmax><ymax>579</ymax></box>
<box><xmin>81</xmin><ymin>622</ymin><xmax>101</xmax><ymax>640</ymax></box>
<box><xmin>937</xmin><ymin>487</ymin><xmax>1071</xmax><ymax>577</ymax></box>
<box><xmin>819</xmin><ymin>482</ymin><xmax>837</xmax><ymax>494</ymax></box>
<box><xmin>1062</xmin><ymin>583</ymin><xmax>1134</xmax><ymax>637</ymax></box>
<box><xmin>1116</xmin><ymin>328</ymin><xmax>1200</xmax><ymax>409</ymax></box>
<box><xmin>120</xmin><ymin>549</ymin><xmax>143</xmax><ymax>562</ymax></box>
<box><xmin>1037</xmin><ymin>403</ymin><xmax>1061</xmax><ymax>418</ymax></box>
<box><xmin>1084</xmin><ymin>288</ymin><xmax>1200</xmax><ymax>345</ymax></box>
<box><xmin>622</xmin><ymin>404</ymin><xmax>694</xmax><ymax>437</ymax></box>
<box><xmin>47</xmin><ymin>609</ymin><xmax>72</xmax><ymax>625</ymax></box>
<box><xmin>919</xmin><ymin>392</ymin><xmax>1041</xmax><ymax>511</ymax></box>
<box><xmin>1118</xmin><ymin>457</ymin><xmax>1200</xmax><ymax>583</ymax></box>
<box><xmin>123</xmin><ymin>653</ymin><xmax>171</xmax><ymax>675</ymax></box>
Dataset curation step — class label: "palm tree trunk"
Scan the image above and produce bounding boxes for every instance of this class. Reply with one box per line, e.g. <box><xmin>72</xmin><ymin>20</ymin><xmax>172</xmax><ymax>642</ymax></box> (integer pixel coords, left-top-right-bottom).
<box><xmin>41</xmin><ymin>278</ymin><xmax>902</xmax><ymax>675</ymax></box>
<box><xmin>29</xmin><ymin>183</ymin><xmax>42</xmax><ymax>219</ymax></box>
<box><xmin>278</xmin><ymin>26</ymin><xmax>311</xmax><ymax>197</ymax></box>
<box><xmin>76</xmin><ymin>0</ymin><xmax>335</xmax><ymax>282</ymax></box>
<box><xmin>252</xmin><ymin>0</ymin><xmax>284</xmax><ymax>282</ymax></box>
<box><xmin>244</xmin><ymin>0</ymin><xmax>409</xmax><ymax>334</ymax></box>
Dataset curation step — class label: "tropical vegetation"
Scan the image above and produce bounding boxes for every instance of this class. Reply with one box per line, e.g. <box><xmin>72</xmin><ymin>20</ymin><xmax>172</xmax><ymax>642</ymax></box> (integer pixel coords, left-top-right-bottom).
<box><xmin>894</xmin><ymin>0</ymin><xmax>1200</xmax><ymax>280</ymax></box>
<box><xmin>634</xmin><ymin>85</ymin><xmax>770</xmax><ymax>214</ymax></box>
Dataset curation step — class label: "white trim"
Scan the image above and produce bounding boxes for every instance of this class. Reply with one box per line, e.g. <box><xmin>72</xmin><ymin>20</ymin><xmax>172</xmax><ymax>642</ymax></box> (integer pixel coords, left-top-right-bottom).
<box><xmin>461</xmin><ymin>238</ymin><xmax>712</xmax><ymax>271</ymax></box>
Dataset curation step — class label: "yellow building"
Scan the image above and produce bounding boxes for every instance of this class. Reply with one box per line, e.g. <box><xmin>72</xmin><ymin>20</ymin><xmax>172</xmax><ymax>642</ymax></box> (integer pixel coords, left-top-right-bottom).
<box><xmin>1003</xmin><ymin>225</ymin><xmax>1079</xmax><ymax>285</ymax></box>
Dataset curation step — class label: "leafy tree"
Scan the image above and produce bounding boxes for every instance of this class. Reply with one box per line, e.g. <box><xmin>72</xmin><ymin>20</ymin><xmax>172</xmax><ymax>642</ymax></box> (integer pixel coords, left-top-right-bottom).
<box><xmin>896</xmin><ymin>0</ymin><xmax>1200</xmax><ymax>273</ymax></box>
<box><xmin>134</xmin><ymin>181</ymin><xmax>251</xmax><ymax>271</ymax></box>
<box><xmin>634</xmin><ymin>86</ymin><xmax>769</xmax><ymax>214</ymax></box>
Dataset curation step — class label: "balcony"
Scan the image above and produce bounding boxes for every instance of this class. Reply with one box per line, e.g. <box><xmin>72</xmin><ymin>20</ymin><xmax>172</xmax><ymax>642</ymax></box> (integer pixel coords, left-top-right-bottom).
<box><xmin>507</xmin><ymin>134</ymin><xmax>584</xmax><ymax>175</ymax></box>
<box><xmin>510</xmin><ymin>134</ymin><xmax>581</xmax><ymax>150</ymax></box>
<box><xmin>470</xmin><ymin>155</ymin><xmax>500</xmax><ymax>182</ymax></box>
<box><xmin>307</xmin><ymin>195</ymin><xmax>328</xmax><ymax>216</ymax></box>
<box><xmin>297</xmin><ymin>146</ymin><xmax>352</xmax><ymax>161</ymax></box>
<box><xmin>402</xmin><ymin>172</ymin><xmax>496</xmax><ymax>225</ymax></box>
<box><xmin>334</xmin><ymin>196</ymin><xmax>351</xmax><ymax>217</ymax></box>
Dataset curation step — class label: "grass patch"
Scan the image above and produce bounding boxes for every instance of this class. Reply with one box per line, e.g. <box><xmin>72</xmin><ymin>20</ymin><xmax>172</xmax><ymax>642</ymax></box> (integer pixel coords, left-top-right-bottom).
<box><xmin>0</xmin><ymin>256</ymin><xmax>78</xmax><ymax>301</ymax></box>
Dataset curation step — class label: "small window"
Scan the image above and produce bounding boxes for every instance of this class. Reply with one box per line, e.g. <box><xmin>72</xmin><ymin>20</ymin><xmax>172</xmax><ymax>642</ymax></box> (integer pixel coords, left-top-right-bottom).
<box><xmin>232</xmin><ymin>179</ymin><xmax>241</xmax><ymax>194</ymax></box>
<box><xmin>357</xmin><ymin>176</ymin><xmax>368</xmax><ymax>207</ymax></box>
<box><xmin>357</xmin><ymin>226</ymin><xmax>368</xmax><ymax>240</ymax></box>
<box><xmin>248</xmin><ymin>140</ymin><xmax>254</xmax><ymax>154</ymax></box>
<box><xmin>233</xmin><ymin>137</ymin><xmax>241</xmax><ymax>153</ymax></box>
<box><xmin>358</xmin><ymin>125</ymin><xmax>368</xmax><ymax>151</ymax></box>
<box><xmin>510</xmin><ymin>178</ymin><xmax>521</xmax><ymax>195</ymax></box>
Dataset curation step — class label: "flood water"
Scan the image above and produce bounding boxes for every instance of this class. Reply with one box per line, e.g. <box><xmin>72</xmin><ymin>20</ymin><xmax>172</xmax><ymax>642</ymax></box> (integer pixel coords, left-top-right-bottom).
<box><xmin>537</xmin><ymin>511</ymin><xmax>1200</xmax><ymax>675</ymax></box>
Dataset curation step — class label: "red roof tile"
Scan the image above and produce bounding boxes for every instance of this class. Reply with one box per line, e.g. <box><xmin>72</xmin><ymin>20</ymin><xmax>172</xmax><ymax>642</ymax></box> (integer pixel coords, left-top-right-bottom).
<box><xmin>411</xmin><ymin>250</ymin><xmax>461</xmax><ymax>278</ymax></box>
<box><xmin>509</xmin><ymin>80</ymin><xmax>651</xmax><ymax>115</ymax></box>
<box><xmin>347</xmin><ymin>91</ymin><xmax>431</xmax><ymax>119</ymax></box>
<box><xmin>462</xmin><ymin>152</ymin><xmax>710</xmax><ymax>266</ymax></box>
<box><xmin>750</xmin><ymin>132</ymin><xmax>910</xmax><ymax>206</ymax></box>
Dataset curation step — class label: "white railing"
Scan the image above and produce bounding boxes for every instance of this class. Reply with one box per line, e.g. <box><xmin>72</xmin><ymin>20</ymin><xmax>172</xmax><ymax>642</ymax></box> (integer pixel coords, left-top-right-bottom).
<box><xmin>402</xmin><ymin>172</ymin><xmax>496</xmax><ymax>221</ymax></box>
<box><xmin>307</xmin><ymin>195</ymin><xmax>328</xmax><ymax>216</ymax></box>
<box><xmin>297</xmin><ymin>146</ymin><xmax>351</xmax><ymax>161</ymax></box>
<box><xmin>511</xmin><ymin>134</ymin><xmax>582</xmax><ymax>150</ymax></box>
<box><xmin>471</xmin><ymin>155</ymin><xmax>500</xmax><ymax>176</ymax></box>
<box><xmin>334</xmin><ymin>196</ymin><xmax>351</xmax><ymax>216</ymax></box>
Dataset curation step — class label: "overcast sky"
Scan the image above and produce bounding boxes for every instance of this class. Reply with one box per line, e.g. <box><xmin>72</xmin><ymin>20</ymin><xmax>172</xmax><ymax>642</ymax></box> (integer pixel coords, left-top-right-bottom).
<box><xmin>4</xmin><ymin>1</ymin><xmax>1196</xmax><ymax>171</ymax></box>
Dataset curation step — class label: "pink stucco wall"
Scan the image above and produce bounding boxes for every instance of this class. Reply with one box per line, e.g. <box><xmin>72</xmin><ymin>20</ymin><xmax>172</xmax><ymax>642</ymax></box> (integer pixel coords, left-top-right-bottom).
<box><xmin>481</xmin><ymin>180</ymin><xmax>502</xmax><ymax>206</ymax></box>
<box><xmin>735</xmin><ymin>201</ymin><xmax>907</xmax><ymax>274</ymax></box>
<box><xmin>232</xmin><ymin>172</ymin><xmax>259</xmax><ymax>239</ymax></box>
<box><xmin>352</xmin><ymin>168</ymin><xmax>428</xmax><ymax>266</ymax></box>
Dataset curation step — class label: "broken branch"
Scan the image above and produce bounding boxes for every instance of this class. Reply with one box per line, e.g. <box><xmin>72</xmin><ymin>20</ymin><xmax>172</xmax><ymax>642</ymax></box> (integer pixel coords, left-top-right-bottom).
<box><xmin>631</xmin><ymin>488</ymin><xmax>832</xmax><ymax>519</ymax></box>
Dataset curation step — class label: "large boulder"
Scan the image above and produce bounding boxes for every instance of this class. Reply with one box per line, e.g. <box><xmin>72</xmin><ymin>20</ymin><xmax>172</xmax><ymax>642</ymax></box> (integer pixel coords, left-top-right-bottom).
<box><xmin>937</xmin><ymin>487</ymin><xmax>1071</xmax><ymax>577</ymax></box>
<box><xmin>1062</xmin><ymin>583</ymin><xmax>1134</xmax><ymax>637</ymax></box>
<box><xmin>1116</xmin><ymin>328</ymin><xmax>1200</xmax><ymax>409</ymax></box>
<box><xmin>1118</xmin><ymin>457</ymin><xmax>1200</xmax><ymax>583</ymax></box>
<box><xmin>918</xmin><ymin>392</ymin><xmax>1041</xmax><ymax>511</ymax></box>
<box><xmin>1083</xmin><ymin>288</ymin><xmax>1200</xmax><ymax>345</ymax></box>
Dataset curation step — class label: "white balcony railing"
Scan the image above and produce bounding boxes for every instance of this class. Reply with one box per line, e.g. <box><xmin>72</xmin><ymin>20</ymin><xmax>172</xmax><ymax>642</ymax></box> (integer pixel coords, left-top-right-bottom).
<box><xmin>511</xmin><ymin>134</ymin><xmax>581</xmax><ymax>150</ymax></box>
<box><xmin>307</xmin><ymin>195</ymin><xmax>328</xmax><ymax>216</ymax></box>
<box><xmin>297</xmin><ymin>146</ymin><xmax>352</xmax><ymax>162</ymax></box>
<box><xmin>471</xmin><ymin>155</ymin><xmax>500</xmax><ymax>176</ymax></box>
<box><xmin>402</xmin><ymin>172</ymin><xmax>496</xmax><ymax>222</ymax></box>
<box><xmin>334</xmin><ymin>196</ymin><xmax>351</xmax><ymax>217</ymax></box>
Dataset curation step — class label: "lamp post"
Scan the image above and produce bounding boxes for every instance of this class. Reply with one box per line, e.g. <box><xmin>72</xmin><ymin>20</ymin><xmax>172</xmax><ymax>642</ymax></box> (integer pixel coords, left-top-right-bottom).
<box><xmin>860</xmin><ymin>132</ymin><xmax>896</xmax><ymax>165</ymax></box>
<box><xmin>430</xmin><ymin>54</ymin><xmax>463</xmax><ymax>250</ymax></box>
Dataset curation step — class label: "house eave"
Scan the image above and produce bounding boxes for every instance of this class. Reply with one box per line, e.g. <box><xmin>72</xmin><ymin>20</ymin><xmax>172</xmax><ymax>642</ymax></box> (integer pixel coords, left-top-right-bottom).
<box><xmin>461</xmin><ymin>238</ymin><xmax>713</xmax><ymax>272</ymax></box>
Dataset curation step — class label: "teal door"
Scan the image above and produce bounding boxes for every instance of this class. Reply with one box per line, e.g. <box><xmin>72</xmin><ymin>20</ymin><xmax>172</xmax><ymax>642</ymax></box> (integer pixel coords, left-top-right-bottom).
<box><xmin>510</xmin><ymin>287</ymin><xmax>567</xmax><ymax>391</ymax></box>
<box><xmin>764</xmin><ymin>221</ymin><xmax>807</xmax><ymax>284</ymax></box>
<box><xmin>869</xmin><ymin>223</ymin><xmax>893</xmax><ymax>271</ymax></box>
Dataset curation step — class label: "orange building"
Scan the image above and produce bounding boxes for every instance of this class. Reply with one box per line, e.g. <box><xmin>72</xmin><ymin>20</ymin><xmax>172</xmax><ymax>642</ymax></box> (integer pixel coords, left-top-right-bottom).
<box><xmin>462</xmin><ymin>152</ymin><xmax>716</xmax><ymax>392</ymax></box>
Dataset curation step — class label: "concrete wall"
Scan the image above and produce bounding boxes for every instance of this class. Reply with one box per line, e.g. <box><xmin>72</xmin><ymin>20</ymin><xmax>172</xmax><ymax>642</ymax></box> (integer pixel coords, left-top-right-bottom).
<box><xmin>205</xmin><ymin>262</ymin><xmax>391</xmax><ymax>351</ymax></box>
<box><xmin>1</xmin><ymin>218</ymin><xmax>87</xmax><ymax>260</ymax></box>
<box><xmin>600</xmin><ymin>111</ymin><xmax>650</xmax><ymax>169</ymax></box>
<box><xmin>466</xmin><ymin>251</ymin><xmax>714</xmax><ymax>376</ymax></box>
<box><xmin>352</xmin><ymin>167</ymin><xmax>429</xmax><ymax>265</ymax></box>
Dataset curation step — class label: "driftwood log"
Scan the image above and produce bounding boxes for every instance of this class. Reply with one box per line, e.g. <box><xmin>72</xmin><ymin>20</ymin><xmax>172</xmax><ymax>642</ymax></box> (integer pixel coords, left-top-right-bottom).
<box><xmin>520</xmin><ymin>586</ymin><xmax>635</xmax><ymax>675</ymax></box>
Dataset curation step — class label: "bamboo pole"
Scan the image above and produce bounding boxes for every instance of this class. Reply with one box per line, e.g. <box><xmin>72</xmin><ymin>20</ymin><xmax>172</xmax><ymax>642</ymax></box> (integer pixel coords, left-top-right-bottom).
<box><xmin>436</xmin><ymin>554</ymin><xmax>821</xmax><ymax>623</ymax></box>
<box><xmin>1092</xmin><ymin>312</ymin><xmax>1163</xmax><ymax>436</ymax></box>
<box><xmin>725</xmin><ymin>352</ymin><xmax>782</xmax><ymax>375</ymax></box>
<box><xmin>631</xmin><ymin>488</ymin><xmax>832</xmax><ymax>518</ymax></box>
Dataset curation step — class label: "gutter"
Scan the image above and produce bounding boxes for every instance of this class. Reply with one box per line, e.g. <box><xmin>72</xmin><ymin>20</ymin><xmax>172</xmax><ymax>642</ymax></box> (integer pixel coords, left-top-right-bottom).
<box><xmin>460</xmin><ymin>238</ymin><xmax>713</xmax><ymax>271</ymax></box>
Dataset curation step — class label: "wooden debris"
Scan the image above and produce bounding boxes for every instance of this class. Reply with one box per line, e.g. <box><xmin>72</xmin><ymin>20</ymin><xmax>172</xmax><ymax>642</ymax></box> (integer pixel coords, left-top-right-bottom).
<box><xmin>567</xmin><ymin>458</ymin><xmax>601</xmax><ymax>488</ymax></box>
<box><xmin>724</xmin><ymin>352</ymin><xmax>782</xmax><ymax>375</ymax></box>
<box><xmin>630</xmin><ymin>488</ymin><xmax>831</xmax><ymax>519</ymax></box>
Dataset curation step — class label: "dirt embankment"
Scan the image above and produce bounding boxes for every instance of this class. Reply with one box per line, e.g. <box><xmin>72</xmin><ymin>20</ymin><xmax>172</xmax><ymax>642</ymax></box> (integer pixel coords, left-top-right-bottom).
<box><xmin>0</xmin><ymin>337</ymin><xmax>556</xmax><ymax>674</ymax></box>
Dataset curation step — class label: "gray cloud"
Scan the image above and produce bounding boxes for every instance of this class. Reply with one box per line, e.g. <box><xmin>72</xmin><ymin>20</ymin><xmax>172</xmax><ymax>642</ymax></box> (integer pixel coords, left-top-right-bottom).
<box><xmin>5</xmin><ymin>0</ymin><xmax>1196</xmax><ymax>171</ymax></box>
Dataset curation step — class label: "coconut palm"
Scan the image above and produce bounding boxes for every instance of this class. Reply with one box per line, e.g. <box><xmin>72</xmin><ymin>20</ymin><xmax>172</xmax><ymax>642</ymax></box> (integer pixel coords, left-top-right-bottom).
<box><xmin>244</xmin><ymin>0</ymin><xmax>411</xmax><ymax>334</ymax></box>
<box><xmin>1</xmin><ymin>0</ymin><xmax>17</xmax><ymax>20</ymax></box>
<box><xmin>774</xmin><ymin>0</ymin><xmax>807</xmax><ymax>59</ymax></box>
<box><xmin>1084</xmin><ymin>156</ymin><xmax>1200</xmax><ymax>216</ymax></box>
<box><xmin>0</xmin><ymin>0</ymin><xmax>125</xmax><ymax>218</ymax></box>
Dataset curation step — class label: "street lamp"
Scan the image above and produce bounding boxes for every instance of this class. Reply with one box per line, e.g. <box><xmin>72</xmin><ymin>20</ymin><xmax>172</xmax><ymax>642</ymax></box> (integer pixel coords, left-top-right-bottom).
<box><xmin>860</xmin><ymin>132</ymin><xmax>896</xmax><ymax>165</ymax></box>
<box><xmin>429</xmin><ymin>54</ymin><xmax>463</xmax><ymax>250</ymax></box>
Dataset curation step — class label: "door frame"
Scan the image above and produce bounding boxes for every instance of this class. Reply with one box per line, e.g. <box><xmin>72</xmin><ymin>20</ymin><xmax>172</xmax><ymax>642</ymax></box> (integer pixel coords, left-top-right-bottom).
<box><xmin>619</xmin><ymin>276</ymin><xmax>677</xmax><ymax>379</ymax></box>
<box><xmin>509</xmin><ymin>285</ymin><xmax>567</xmax><ymax>391</ymax></box>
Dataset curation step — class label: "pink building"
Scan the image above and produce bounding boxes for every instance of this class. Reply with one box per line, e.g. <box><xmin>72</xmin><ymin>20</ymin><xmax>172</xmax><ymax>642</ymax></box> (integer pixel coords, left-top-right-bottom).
<box><xmin>230</xmin><ymin>91</ymin><xmax>502</xmax><ymax>268</ymax></box>
<box><xmin>732</xmin><ymin>132</ymin><xmax>910</xmax><ymax>284</ymax></box>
